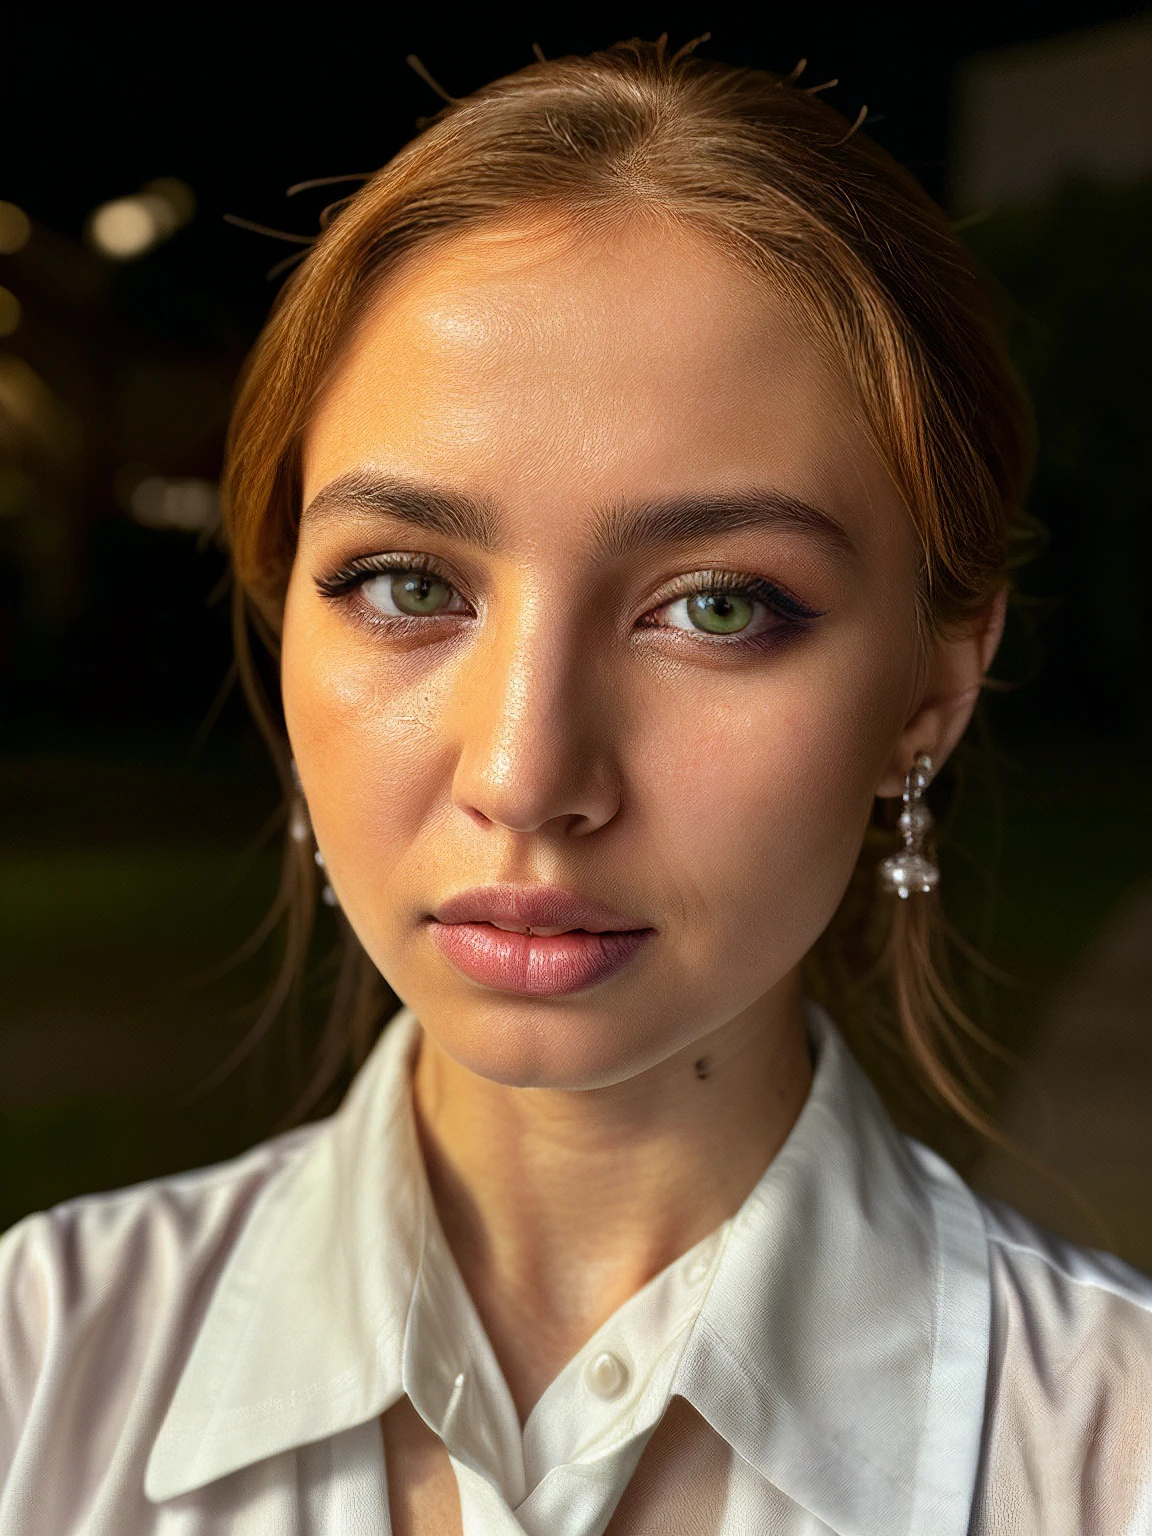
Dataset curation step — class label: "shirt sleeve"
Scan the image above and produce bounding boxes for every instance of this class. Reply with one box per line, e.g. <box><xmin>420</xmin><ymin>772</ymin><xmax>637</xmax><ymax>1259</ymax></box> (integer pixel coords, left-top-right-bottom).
<box><xmin>0</xmin><ymin>1159</ymin><xmax>278</xmax><ymax>1531</ymax></box>
<box><xmin>0</xmin><ymin>1214</ymin><xmax>53</xmax><ymax>1484</ymax></box>
<box><xmin>975</xmin><ymin>1200</ymin><xmax>1152</xmax><ymax>1536</ymax></box>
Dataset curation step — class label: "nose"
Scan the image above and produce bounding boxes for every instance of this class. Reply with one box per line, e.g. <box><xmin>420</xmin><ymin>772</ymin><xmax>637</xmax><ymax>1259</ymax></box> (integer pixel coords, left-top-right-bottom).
<box><xmin>447</xmin><ymin>609</ymin><xmax>621</xmax><ymax>838</ymax></box>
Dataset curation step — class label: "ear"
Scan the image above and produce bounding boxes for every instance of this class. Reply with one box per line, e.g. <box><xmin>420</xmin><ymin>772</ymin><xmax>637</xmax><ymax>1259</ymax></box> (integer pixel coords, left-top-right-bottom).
<box><xmin>875</xmin><ymin>587</ymin><xmax>1007</xmax><ymax>799</ymax></box>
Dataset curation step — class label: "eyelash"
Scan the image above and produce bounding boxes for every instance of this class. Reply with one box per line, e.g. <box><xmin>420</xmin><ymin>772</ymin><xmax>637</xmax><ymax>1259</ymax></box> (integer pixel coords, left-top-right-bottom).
<box><xmin>315</xmin><ymin>553</ymin><xmax>823</xmax><ymax>647</ymax></box>
<box><xmin>315</xmin><ymin>551</ymin><xmax>454</xmax><ymax>602</ymax></box>
<box><xmin>641</xmin><ymin>568</ymin><xmax>822</xmax><ymax>644</ymax></box>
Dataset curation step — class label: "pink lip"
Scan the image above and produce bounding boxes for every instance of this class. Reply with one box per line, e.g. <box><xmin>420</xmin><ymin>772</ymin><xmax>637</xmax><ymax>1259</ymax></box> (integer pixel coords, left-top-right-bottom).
<box><xmin>427</xmin><ymin>885</ymin><xmax>655</xmax><ymax>996</ymax></box>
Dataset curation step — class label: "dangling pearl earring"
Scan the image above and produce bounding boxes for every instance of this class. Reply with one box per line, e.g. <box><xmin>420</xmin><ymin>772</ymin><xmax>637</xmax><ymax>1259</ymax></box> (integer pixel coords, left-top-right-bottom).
<box><xmin>313</xmin><ymin>846</ymin><xmax>339</xmax><ymax>907</ymax></box>
<box><xmin>289</xmin><ymin>760</ymin><xmax>339</xmax><ymax>907</ymax></box>
<box><xmin>879</xmin><ymin>752</ymin><xmax>940</xmax><ymax>898</ymax></box>
<box><xmin>288</xmin><ymin>783</ymin><xmax>311</xmax><ymax>846</ymax></box>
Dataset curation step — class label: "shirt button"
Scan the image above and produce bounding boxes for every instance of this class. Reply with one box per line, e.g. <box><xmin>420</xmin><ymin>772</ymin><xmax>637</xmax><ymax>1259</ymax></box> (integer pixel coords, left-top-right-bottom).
<box><xmin>585</xmin><ymin>1350</ymin><xmax>630</xmax><ymax>1401</ymax></box>
<box><xmin>685</xmin><ymin>1256</ymin><xmax>711</xmax><ymax>1285</ymax></box>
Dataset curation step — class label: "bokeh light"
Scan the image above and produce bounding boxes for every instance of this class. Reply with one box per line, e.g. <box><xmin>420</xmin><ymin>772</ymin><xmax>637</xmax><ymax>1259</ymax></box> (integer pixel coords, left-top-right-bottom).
<box><xmin>86</xmin><ymin>178</ymin><xmax>196</xmax><ymax>261</ymax></box>
<box><xmin>0</xmin><ymin>286</ymin><xmax>21</xmax><ymax>336</ymax></box>
<box><xmin>0</xmin><ymin>201</ymin><xmax>32</xmax><ymax>254</ymax></box>
<box><xmin>88</xmin><ymin>198</ymin><xmax>159</xmax><ymax>259</ymax></box>
<box><xmin>128</xmin><ymin>475</ymin><xmax>220</xmax><ymax>533</ymax></box>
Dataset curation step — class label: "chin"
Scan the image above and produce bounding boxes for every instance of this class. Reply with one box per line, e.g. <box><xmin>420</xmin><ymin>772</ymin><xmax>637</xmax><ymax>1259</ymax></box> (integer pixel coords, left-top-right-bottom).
<box><xmin>410</xmin><ymin>986</ymin><xmax>686</xmax><ymax>1091</ymax></box>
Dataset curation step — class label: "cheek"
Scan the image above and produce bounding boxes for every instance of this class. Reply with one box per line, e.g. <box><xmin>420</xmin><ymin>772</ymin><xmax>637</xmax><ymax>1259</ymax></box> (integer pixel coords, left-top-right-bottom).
<box><xmin>281</xmin><ymin>588</ymin><xmax>454</xmax><ymax>886</ymax></box>
<box><xmin>633</xmin><ymin>639</ymin><xmax>909</xmax><ymax>952</ymax></box>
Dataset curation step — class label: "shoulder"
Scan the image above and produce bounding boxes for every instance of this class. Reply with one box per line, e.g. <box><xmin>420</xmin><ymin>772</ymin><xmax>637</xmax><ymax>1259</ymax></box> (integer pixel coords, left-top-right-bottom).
<box><xmin>972</xmin><ymin>1195</ymin><xmax>1152</xmax><ymax>1531</ymax></box>
<box><xmin>983</xmin><ymin>1191</ymin><xmax>1152</xmax><ymax>1314</ymax></box>
<box><xmin>1</xmin><ymin>1122</ymin><xmax>321</xmax><ymax>1319</ymax></box>
<box><xmin>979</xmin><ymin>1193</ymin><xmax>1152</xmax><ymax>1351</ymax></box>
<box><xmin>0</xmin><ymin>1126</ymin><xmax>320</xmax><ymax>1490</ymax></box>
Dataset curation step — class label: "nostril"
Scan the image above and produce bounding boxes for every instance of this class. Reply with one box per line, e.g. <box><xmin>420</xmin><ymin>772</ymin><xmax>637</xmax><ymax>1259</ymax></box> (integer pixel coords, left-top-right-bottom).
<box><xmin>461</xmin><ymin>803</ymin><xmax>494</xmax><ymax>828</ymax></box>
<box><xmin>449</xmin><ymin>720</ymin><xmax>622</xmax><ymax>836</ymax></box>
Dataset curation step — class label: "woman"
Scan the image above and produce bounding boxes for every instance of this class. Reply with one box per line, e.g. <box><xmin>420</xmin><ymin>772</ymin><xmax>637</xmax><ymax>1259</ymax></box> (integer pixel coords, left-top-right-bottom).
<box><xmin>2</xmin><ymin>40</ymin><xmax>1149</xmax><ymax>1536</ymax></box>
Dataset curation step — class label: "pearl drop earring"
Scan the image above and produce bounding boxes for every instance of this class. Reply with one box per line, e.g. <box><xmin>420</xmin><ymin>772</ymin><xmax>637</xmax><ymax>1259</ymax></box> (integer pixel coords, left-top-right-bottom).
<box><xmin>879</xmin><ymin>753</ymin><xmax>940</xmax><ymax>898</ymax></box>
<box><xmin>313</xmin><ymin>847</ymin><xmax>339</xmax><ymax>907</ymax></box>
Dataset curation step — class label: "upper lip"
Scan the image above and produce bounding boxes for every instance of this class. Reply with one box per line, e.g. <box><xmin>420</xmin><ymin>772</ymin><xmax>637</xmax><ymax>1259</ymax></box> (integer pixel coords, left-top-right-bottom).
<box><xmin>431</xmin><ymin>885</ymin><xmax>650</xmax><ymax>935</ymax></box>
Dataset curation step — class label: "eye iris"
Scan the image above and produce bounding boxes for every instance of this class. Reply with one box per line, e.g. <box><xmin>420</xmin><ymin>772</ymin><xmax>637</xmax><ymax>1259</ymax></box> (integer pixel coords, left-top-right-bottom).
<box><xmin>687</xmin><ymin>592</ymin><xmax>753</xmax><ymax>634</ymax></box>
<box><xmin>391</xmin><ymin>573</ymin><xmax>452</xmax><ymax>615</ymax></box>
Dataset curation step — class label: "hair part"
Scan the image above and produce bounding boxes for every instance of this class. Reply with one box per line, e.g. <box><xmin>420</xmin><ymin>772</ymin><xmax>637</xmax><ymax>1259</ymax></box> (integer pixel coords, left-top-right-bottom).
<box><xmin>220</xmin><ymin>38</ymin><xmax>1036</xmax><ymax>1135</ymax></box>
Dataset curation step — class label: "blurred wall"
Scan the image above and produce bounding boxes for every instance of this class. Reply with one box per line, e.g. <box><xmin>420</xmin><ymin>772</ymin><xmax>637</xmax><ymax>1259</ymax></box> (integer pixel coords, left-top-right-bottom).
<box><xmin>952</xmin><ymin>16</ymin><xmax>1152</xmax><ymax>209</ymax></box>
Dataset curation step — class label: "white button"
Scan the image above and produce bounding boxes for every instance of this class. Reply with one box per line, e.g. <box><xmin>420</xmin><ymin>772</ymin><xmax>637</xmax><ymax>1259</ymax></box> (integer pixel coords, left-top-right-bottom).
<box><xmin>585</xmin><ymin>1350</ymin><xmax>629</xmax><ymax>1401</ymax></box>
<box><xmin>685</xmin><ymin>1257</ymin><xmax>711</xmax><ymax>1285</ymax></box>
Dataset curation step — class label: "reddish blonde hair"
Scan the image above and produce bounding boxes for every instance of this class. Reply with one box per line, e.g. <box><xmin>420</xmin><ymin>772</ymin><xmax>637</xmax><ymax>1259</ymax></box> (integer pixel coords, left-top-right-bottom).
<box><xmin>222</xmin><ymin>39</ymin><xmax>1034</xmax><ymax>1130</ymax></box>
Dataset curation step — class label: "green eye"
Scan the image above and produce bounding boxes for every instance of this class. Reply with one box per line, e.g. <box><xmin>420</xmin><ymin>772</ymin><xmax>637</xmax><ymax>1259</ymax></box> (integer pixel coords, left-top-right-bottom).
<box><xmin>685</xmin><ymin>592</ymin><xmax>754</xmax><ymax>634</ymax></box>
<box><xmin>318</xmin><ymin>558</ymin><xmax>469</xmax><ymax>620</ymax></box>
<box><xmin>362</xmin><ymin>571</ymin><xmax>463</xmax><ymax>617</ymax></box>
<box><xmin>391</xmin><ymin>573</ymin><xmax>453</xmax><ymax>615</ymax></box>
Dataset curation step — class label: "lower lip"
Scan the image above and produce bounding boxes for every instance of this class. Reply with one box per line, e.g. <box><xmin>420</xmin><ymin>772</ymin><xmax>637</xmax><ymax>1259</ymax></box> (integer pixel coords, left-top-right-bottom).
<box><xmin>428</xmin><ymin>921</ymin><xmax>653</xmax><ymax>996</ymax></box>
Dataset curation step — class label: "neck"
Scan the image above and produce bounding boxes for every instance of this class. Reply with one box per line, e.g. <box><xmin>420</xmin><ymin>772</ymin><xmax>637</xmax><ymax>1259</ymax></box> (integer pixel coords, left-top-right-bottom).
<box><xmin>411</xmin><ymin>977</ymin><xmax>813</xmax><ymax>1419</ymax></box>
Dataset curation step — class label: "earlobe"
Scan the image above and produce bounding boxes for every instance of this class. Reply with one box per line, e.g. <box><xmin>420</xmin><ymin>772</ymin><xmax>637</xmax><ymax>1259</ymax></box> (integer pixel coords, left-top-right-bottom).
<box><xmin>981</xmin><ymin>585</ymin><xmax>1009</xmax><ymax>674</ymax></box>
<box><xmin>876</xmin><ymin>587</ymin><xmax>1008</xmax><ymax>800</ymax></box>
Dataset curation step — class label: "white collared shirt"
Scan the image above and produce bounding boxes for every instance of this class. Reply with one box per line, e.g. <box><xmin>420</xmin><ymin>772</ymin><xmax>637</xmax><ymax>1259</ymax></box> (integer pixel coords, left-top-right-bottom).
<box><xmin>2</xmin><ymin>1005</ymin><xmax>1150</xmax><ymax>1534</ymax></box>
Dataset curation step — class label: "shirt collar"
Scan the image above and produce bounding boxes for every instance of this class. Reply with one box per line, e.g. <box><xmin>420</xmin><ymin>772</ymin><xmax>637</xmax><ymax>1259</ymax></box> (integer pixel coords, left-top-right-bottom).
<box><xmin>145</xmin><ymin>1009</ymin><xmax>426</xmax><ymax>1501</ymax></box>
<box><xmin>675</xmin><ymin>1006</ymin><xmax>991</xmax><ymax>1536</ymax></box>
<box><xmin>146</xmin><ymin>1005</ymin><xmax>991</xmax><ymax>1533</ymax></box>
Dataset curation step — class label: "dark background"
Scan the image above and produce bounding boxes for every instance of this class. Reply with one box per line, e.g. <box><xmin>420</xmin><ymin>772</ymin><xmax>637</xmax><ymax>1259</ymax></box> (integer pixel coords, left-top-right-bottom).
<box><xmin>2</xmin><ymin>6</ymin><xmax>1150</xmax><ymax>1261</ymax></box>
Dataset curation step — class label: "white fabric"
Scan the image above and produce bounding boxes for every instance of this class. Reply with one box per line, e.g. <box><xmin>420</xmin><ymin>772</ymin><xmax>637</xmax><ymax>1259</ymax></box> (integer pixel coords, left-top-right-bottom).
<box><xmin>0</xmin><ymin>1004</ymin><xmax>1149</xmax><ymax>1535</ymax></box>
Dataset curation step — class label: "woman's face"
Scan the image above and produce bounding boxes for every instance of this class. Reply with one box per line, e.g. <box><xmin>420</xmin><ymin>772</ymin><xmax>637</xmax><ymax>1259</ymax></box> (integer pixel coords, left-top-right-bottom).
<box><xmin>284</xmin><ymin>215</ymin><xmax>964</xmax><ymax>1089</ymax></box>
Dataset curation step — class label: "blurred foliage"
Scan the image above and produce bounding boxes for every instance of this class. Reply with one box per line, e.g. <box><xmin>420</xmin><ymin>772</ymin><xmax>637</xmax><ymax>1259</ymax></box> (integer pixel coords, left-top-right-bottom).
<box><xmin>965</xmin><ymin>176</ymin><xmax>1152</xmax><ymax>738</ymax></box>
<box><xmin>1</xmin><ymin>747</ymin><xmax>284</xmax><ymax>1229</ymax></box>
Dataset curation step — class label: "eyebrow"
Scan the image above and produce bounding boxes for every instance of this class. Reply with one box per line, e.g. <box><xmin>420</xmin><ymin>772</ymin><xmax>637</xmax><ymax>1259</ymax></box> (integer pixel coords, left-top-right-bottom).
<box><xmin>300</xmin><ymin>471</ymin><xmax>499</xmax><ymax>549</ymax></box>
<box><xmin>300</xmin><ymin>471</ymin><xmax>855</xmax><ymax>562</ymax></box>
<box><xmin>592</xmin><ymin>489</ymin><xmax>856</xmax><ymax>562</ymax></box>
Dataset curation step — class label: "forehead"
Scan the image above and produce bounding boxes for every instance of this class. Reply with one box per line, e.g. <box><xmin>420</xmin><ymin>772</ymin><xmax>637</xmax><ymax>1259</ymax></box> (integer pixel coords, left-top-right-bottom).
<box><xmin>303</xmin><ymin>214</ymin><xmax>902</xmax><ymax>541</ymax></box>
